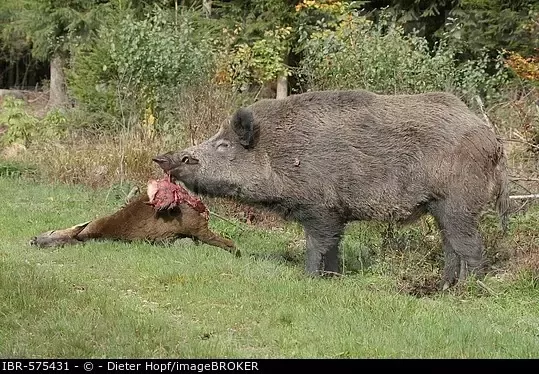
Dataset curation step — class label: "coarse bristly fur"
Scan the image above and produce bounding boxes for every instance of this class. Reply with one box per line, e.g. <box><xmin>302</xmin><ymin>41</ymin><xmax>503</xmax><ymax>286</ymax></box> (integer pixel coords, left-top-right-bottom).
<box><xmin>154</xmin><ymin>89</ymin><xmax>510</xmax><ymax>289</ymax></box>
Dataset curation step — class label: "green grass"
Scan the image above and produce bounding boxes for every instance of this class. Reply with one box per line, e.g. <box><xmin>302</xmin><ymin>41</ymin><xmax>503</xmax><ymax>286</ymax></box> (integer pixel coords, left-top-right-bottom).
<box><xmin>1</xmin><ymin>175</ymin><xmax>538</xmax><ymax>358</ymax></box>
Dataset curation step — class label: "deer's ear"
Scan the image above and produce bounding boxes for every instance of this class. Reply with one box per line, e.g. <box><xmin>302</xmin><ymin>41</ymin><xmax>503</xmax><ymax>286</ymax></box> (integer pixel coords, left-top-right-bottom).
<box><xmin>68</xmin><ymin>221</ymin><xmax>91</xmax><ymax>237</ymax></box>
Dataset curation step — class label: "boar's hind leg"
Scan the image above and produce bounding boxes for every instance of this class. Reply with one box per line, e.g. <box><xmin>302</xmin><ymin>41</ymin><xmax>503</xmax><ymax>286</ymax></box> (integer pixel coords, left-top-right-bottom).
<box><xmin>439</xmin><ymin>239</ymin><xmax>461</xmax><ymax>290</ymax></box>
<box><xmin>429</xmin><ymin>199</ymin><xmax>486</xmax><ymax>288</ymax></box>
<box><xmin>303</xmin><ymin>217</ymin><xmax>345</xmax><ymax>277</ymax></box>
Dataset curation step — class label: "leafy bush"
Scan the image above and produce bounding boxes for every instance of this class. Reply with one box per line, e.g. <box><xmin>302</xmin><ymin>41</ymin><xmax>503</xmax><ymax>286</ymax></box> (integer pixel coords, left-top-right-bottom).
<box><xmin>40</xmin><ymin>109</ymin><xmax>69</xmax><ymax>139</ymax></box>
<box><xmin>106</xmin><ymin>9</ymin><xmax>215</xmax><ymax>96</ymax></box>
<box><xmin>0</xmin><ymin>96</ymin><xmax>71</xmax><ymax>146</ymax></box>
<box><xmin>505</xmin><ymin>51</ymin><xmax>539</xmax><ymax>86</ymax></box>
<box><xmin>67</xmin><ymin>6</ymin><xmax>217</xmax><ymax>132</ymax></box>
<box><xmin>0</xmin><ymin>96</ymin><xmax>38</xmax><ymax>147</ymax></box>
<box><xmin>297</xmin><ymin>7</ymin><xmax>510</xmax><ymax>107</ymax></box>
<box><xmin>447</xmin><ymin>0</ymin><xmax>539</xmax><ymax>59</ymax></box>
<box><xmin>67</xmin><ymin>31</ymin><xmax>117</xmax><ymax>118</ymax></box>
<box><xmin>215</xmin><ymin>25</ymin><xmax>292</xmax><ymax>92</ymax></box>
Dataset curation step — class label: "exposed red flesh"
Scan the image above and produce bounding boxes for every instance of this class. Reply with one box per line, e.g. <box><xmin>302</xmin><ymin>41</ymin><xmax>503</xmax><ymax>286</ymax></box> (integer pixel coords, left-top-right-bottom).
<box><xmin>147</xmin><ymin>174</ymin><xmax>209</xmax><ymax>220</ymax></box>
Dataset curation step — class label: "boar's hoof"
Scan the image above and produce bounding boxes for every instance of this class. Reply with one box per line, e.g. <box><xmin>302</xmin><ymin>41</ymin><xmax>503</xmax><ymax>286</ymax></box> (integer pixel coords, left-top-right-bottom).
<box><xmin>320</xmin><ymin>270</ymin><xmax>343</xmax><ymax>278</ymax></box>
<box><xmin>305</xmin><ymin>269</ymin><xmax>341</xmax><ymax>278</ymax></box>
<box><xmin>442</xmin><ymin>282</ymin><xmax>451</xmax><ymax>292</ymax></box>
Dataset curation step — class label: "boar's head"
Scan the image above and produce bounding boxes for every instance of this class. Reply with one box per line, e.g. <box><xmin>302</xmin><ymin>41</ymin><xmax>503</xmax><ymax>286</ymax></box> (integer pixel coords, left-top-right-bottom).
<box><xmin>153</xmin><ymin>108</ymin><xmax>270</xmax><ymax>202</ymax></box>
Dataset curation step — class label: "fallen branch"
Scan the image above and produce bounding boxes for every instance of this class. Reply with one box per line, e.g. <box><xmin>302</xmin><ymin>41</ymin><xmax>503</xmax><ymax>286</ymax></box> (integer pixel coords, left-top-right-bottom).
<box><xmin>509</xmin><ymin>180</ymin><xmax>535</xmax><ymax>197</ymax></box>
<box><xmin>209</xmin><ymin>210</ymin><xmax>244</xmax><ymax>228</ymax></box>
<box><xmin>476</xmin><ymin>280</ymin><xmax>498</xmax><ymax>297</ymax></box>
<box><xmin>503</xmin><ymin>138</ymin><xmax>539</xmax><ymax>151</ymax></box>
<box><xmin>510</xmin><ymin>177</ymin><xmax>539</xmax><ymax>182</ymax></box>
<box><xmin>504</xmin><ymin>129</ymin><xmax>539</xmax><ymax>151</ymax></box>
<box><xmin>475</xmin><ymin>96</ymin><xmax>498</xmax><ymax>133</ymax></box>
<box><xmin>509</xmin><ymin>194</ymin><xmax>539</xmax><ymax>199</ymax></box>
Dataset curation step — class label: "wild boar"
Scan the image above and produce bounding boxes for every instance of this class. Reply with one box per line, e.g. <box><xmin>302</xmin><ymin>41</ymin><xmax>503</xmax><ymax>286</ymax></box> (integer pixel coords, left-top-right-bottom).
<box><xmin>153</xmin><ymin>89</ymin><xmax>509</xmax><ymax>289</ymax></box>
<box><xmin>29</xmin><ymin>190</ymin><xmax>239</xmax><ymax>257</ymax></box>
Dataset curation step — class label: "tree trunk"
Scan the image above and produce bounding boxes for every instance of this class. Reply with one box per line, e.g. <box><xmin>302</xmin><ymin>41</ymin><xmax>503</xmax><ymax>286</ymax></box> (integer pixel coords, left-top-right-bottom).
<box><xmin>276</xmin><ymin>51</ymin><xmax>289</xmax><ymax>100</ymax></box>
<box><xmin>276</xmin><ymin>74</ymin><xmax>288</xmax><ymax>99</ymax></box>
<box><xmin>7</xmin><ymin>63</ymin><xmax>14</xmax><ymax>88</ymax></box>
<box><xmin>48</xmin><ymin>53</ymin><xmax>69</xmax><ymax>109</ymax></box>
<box><xmin>203</xmin><ymin>0</ymin><xmax>212</xmax><ymax>18</ymax></box>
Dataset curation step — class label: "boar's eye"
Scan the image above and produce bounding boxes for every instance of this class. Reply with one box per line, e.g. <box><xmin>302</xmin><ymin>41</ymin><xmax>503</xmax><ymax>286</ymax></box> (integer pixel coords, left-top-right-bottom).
<box><xmin>181</xmin><ymin>155</ymin><xmax>199</xmax><ymax>164</ymax></box>
<box><xmin>216</xmin><ymin>140</ymin><xmax>231</xmax><ymax>152</ymax></box>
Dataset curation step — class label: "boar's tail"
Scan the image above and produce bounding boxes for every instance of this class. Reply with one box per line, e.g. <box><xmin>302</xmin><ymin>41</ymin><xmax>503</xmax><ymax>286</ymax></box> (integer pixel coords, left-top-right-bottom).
<box><xmin>493</xmin><ymin>140</ymin><xmax>511</xmax><ymax>234</ymax></box>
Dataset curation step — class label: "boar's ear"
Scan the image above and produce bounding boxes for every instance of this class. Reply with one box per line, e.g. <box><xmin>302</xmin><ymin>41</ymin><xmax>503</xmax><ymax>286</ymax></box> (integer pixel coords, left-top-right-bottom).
<box><xmin>231</xmin><ymin>107</ymin><xmax>257</xmax><ymax>148</ymax></box>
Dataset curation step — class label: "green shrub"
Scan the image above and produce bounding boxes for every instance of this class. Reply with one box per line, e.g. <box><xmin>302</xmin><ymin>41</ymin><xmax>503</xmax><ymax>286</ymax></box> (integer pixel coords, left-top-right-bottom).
<box><xmin>216</xmin><ymin>25</ymin><xmax>292</xmax><ymax>92</ymax></box>
<box><xmin>0</xmin><ymin>97</ymin><xmax>38</xmax><ymax>147</ymax></box>
<box><xmin>67</xmin><ymin>6</ymin><xmax>217</xmax><ymax>132</ymax></box>
<box><xmin>297</xmin><ymin>8</ymin><xmax>510</xmax><ymax>107</ymax></box>
<box><xmin>0</xmin><ymin>161</ymin><xmax>37</xmax><ymax>178</ymax></box>
<box><xmin>0</xmin><ymin>96</ymin><xmax>73</xmax><ymax>147</ymax></box>
<box><xmin>40</xmin><ymin>109</ymin><xmax>69</xmax><ymax>140</ymax></box>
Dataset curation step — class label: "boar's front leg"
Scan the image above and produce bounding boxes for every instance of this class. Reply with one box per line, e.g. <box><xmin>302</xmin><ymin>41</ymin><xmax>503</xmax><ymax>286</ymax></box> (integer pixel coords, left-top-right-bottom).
<box><xmin>302</xmin><ymin>214</ymin><xmax>345</xmax><ymax>276</ymax></box>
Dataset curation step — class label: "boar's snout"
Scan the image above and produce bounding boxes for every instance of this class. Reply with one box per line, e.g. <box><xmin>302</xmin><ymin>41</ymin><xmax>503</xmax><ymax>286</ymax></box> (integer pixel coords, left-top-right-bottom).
<box><xmin>152</xmin><ymin>153</ymin><xmax>174</xmax><ymax>172</ymax></box>
<box><xmin>153</xmin><ymin>151</ymin><xmax>198</xmax><ymax>172</ymax></box>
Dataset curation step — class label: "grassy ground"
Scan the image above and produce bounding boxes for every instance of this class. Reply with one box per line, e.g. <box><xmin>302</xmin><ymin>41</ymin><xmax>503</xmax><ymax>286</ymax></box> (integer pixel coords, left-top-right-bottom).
<box><xmin>1</xmin><ymin>174</ymin><xmax>539</xmax><ymax>358</ymax></box>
